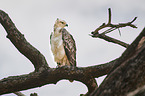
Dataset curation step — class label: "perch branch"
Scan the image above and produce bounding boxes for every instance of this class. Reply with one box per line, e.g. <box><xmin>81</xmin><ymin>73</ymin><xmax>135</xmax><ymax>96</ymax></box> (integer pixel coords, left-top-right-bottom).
<box><xmin>0</xmin><ymin>62</ymin><xmax>117</xmax><ymax>95</ymax></box>
<box><xmin>91</xmin><ymin>8</ymin><xmax>137</xmax><ymax>48</ymax></box>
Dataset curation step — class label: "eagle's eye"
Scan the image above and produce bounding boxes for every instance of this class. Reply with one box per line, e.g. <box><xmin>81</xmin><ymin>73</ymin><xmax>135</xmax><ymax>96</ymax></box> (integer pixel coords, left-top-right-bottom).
<box><xmin>61</xmin><ymin>22</ymin><xmax>64</xmax><ymax>24</ymax></box>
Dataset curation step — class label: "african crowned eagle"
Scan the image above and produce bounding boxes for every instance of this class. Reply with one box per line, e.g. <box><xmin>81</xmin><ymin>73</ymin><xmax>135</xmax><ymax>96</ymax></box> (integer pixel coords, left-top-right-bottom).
<box><xmin>50</xmin><ymin>18</ymin><xmax>76</xmax><ymax>67</ymax></box>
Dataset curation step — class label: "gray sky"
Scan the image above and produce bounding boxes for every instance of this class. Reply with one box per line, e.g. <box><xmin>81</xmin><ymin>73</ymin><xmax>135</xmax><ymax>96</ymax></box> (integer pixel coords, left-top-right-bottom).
<box><xmin>0</xmin><ymin>0</ymin><xmax>145</xmax><ymax>96</ymax></box>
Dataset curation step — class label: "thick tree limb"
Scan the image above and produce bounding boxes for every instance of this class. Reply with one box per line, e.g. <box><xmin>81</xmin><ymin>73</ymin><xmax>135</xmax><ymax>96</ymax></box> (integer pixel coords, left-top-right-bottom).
<box><xmin>109</xmin><ymin>28</ymin><xmax>145</xmax><ymax>74</ymax></box>
<box><xmin>0</xmin><ymin>10</ymin><xmax>49</xmax><ymax>71</ymax></box>
<box><xmin>0</xmin><ymin>59</ymin><xmax>118</xmax><ymax>95</ymax></box>
<box><xmin>90</xmin><ymin>28</ymin><xmax>145</xmax><ymax>96</ymax></box>
<box><xmin>0</xmin><ymin>65</ymin><xmax>106</xmax><ymax>95</ymax></box>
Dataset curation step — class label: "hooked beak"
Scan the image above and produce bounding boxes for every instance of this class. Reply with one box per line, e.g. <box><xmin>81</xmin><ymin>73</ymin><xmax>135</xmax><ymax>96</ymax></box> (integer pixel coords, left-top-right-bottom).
<box><xmin>65</xmin><ymin>24</ymin><xmax>68</xmax><ymax>27</ymax></box>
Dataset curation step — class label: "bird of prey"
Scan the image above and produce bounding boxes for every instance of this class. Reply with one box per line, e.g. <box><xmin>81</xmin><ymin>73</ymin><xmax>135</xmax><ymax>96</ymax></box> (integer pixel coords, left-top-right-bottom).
<box><xmin>50</xmin><ymin>18</ymin><xmax>76</xmax><ymax>67</ymax></box>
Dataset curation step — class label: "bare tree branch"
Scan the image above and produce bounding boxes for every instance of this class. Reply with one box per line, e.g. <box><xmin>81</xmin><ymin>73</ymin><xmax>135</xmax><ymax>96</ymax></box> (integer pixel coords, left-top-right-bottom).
<box><xmin>109</xmin><ymin>28</ymin><xmax>145</xmax><ymax>74</ymax></box>
<box><xmin>92</xmin><ymin>34</ymin><xmax>129</xmax><ymax>48</ymax></box>
<box><xmin>108</xmin><ymin>8</ymin><xmax>111</xmax><ymax>24</ymax></box>
<box><xmin>0</xmin><ymin>59</ymin><xmax>118</xmax><ymax>95</ymax></box>
<box><xmin>91</xmin><ymin>43</ymin><xmax>145</xmax><ymax>96</ymax></box>
<box><xmin>0</xmin><ymin>10</ymin><xmax>49</xmax><ymax>71</ymax></box>
<box><xmin>91</xmin><ymin>8</ymin><xmax>137</xmax><ymax>48</ymax></box>
<box><xmin>101</xmin><ymin>17</ymin><xmax>137</xmax><ymax>35</ymax></box>
<box><xmin>90</xmin><ymin>28</ymin><xmax>145</xmax><ymax>96</ymax></box>
<box><xmin>92</xmin><ymin>8</ymin><xmax>137</xmax><ymax>35</ymax></box>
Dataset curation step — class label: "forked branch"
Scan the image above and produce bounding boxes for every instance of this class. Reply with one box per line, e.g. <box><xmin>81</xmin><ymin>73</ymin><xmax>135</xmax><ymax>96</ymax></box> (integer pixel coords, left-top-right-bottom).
<box><xmin>91</xmin><ymin>8</ymin><xmax>137</xmax><ymax>48</ymax></box>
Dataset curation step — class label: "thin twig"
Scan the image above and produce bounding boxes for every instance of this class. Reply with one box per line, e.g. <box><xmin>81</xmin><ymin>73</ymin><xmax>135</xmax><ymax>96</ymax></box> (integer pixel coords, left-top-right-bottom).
<box><xmin>108</xmin><ymin>8</ymin><xmax>111</xmax><ymax>24</ymax></box>
<box><xmin>118</xmin><ymin>28</ymin><xmax>121</xmax><ymax>36</ymax></box>
<box><xmin>101</xmin><ymin>27</ymin><xmax>116</xmax><ymax>35</ymax></box>
<box><xmin>130</xmin><ymin>17</ymin><xmax>137</xmax><ymax>24</ymax></box>
<box><xmin>101</xmin><ymin>16</ymin><xmax>137</xmax><ymax>35</ymax></box>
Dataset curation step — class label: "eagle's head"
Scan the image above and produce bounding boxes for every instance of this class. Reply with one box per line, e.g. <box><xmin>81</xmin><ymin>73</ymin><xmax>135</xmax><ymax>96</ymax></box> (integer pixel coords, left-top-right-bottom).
<box><xmin>54</xmin><ymin>18</ymin><xmax>68</xmax><ymax>28</ymax></box>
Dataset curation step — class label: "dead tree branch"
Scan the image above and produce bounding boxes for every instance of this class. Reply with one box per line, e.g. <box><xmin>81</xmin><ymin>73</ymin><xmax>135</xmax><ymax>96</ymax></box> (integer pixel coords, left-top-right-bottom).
<box><xmin>0</xmin><ymin>63</ymin><xmax>118</xmax><ymax>95</ymax></box>
<box><xmin>90</xmin><ymin>28</ymin><xmax>145</xmax><ymax>96</ymax></box>
<box><xmin>109</xmin><ymin>28</ymin><xmax>145</xmax><ymax>74</ymax></box>
<box><xmin>92</xmin><ymin>34</ymin><xmax>129</xmax><ymax>48</ymax></box>
<box><xmin>0</xmin><ymin>55</ymin><xmax>118</xmax><ymax>95</ymax></box>
<box><xmin>91</xmin><ymin>8</ymin><xmax>137</xmax><ymax>48</ymax></box>
<box><xmin>0</xmin><ymin>10</ymin><xmax>49</xmax><ymax>71</ymax></box>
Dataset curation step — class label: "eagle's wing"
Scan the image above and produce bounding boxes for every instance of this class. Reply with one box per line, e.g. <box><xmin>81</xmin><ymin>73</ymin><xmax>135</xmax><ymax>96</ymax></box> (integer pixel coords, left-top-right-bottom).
<box><xmin>61</xmin><ymin>28</ymin><xmax>76</xmax><ymax>66</ymax></box>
